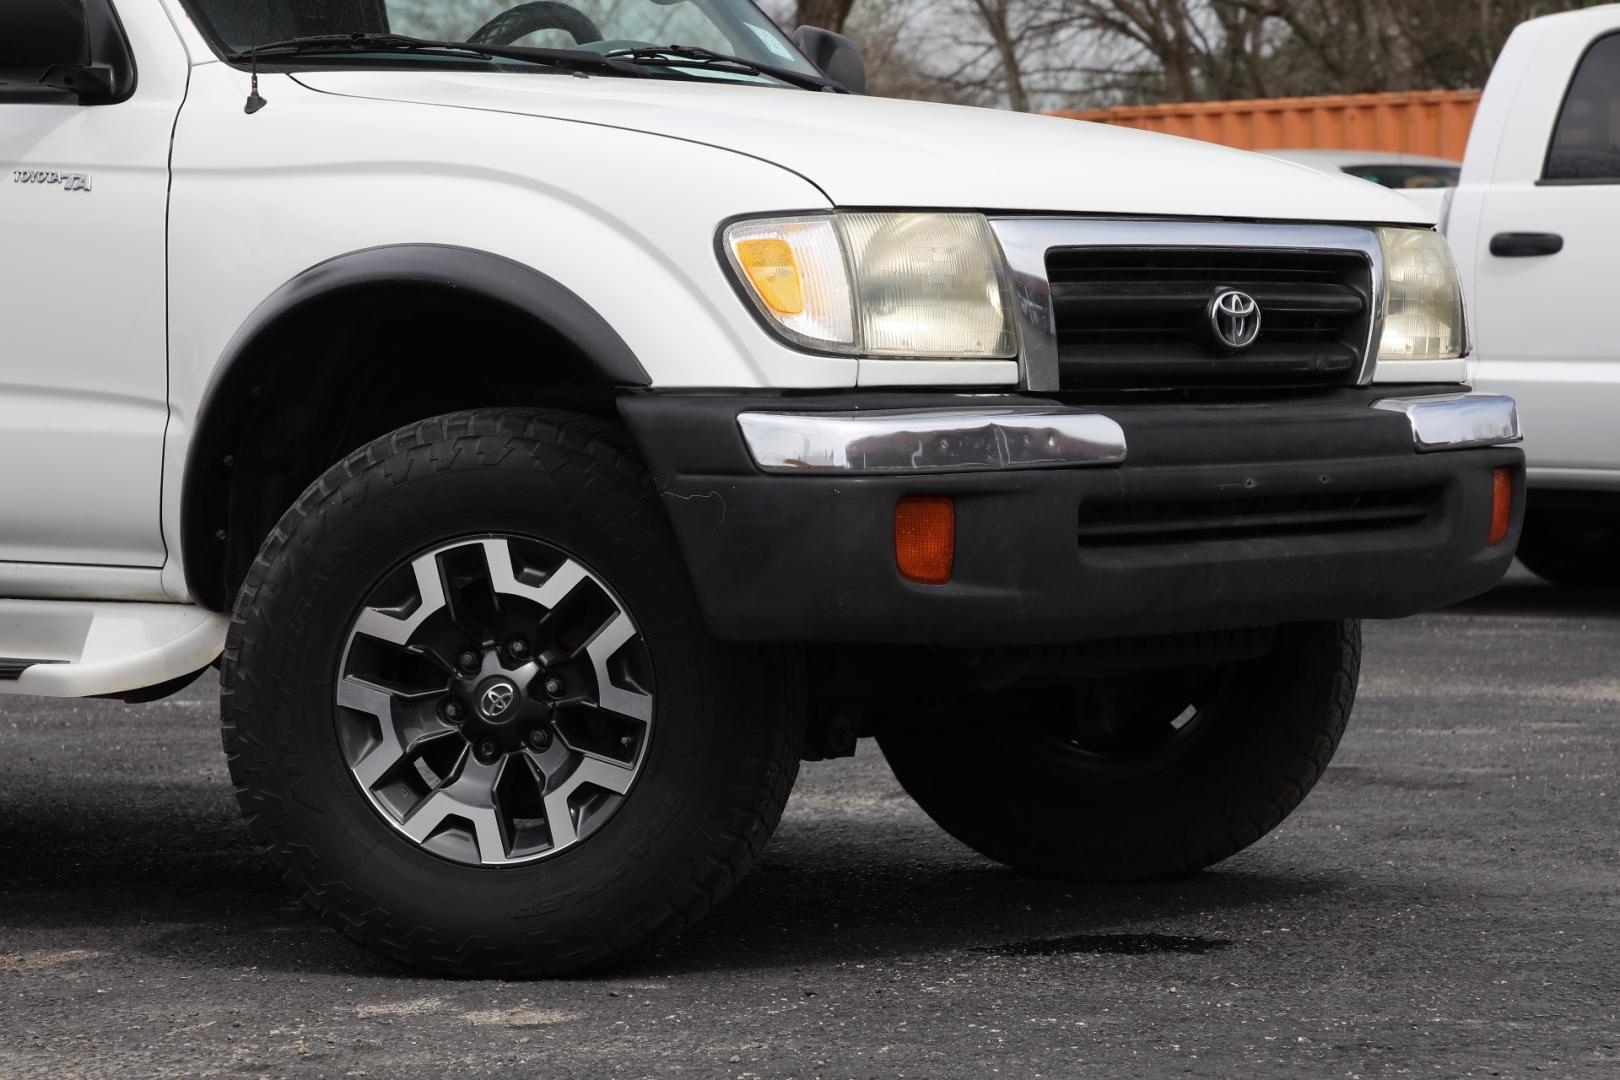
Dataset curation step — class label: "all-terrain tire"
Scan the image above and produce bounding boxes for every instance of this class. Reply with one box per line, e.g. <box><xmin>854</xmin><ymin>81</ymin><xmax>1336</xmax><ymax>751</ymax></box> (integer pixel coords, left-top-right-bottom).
<box><xmin>877</xmin><ymin>621</ymin><xmax>1360</xmax><ymax>881</ymax></box>
<box><xmin>1514</xmin><ymin>509</ymin><xmax>1620</xmax><ymax>588</ymax></box>
<box><xmin>221</xmin><ymin>408</ymin><xmax>801</xmax><ymax>976</ymax></box>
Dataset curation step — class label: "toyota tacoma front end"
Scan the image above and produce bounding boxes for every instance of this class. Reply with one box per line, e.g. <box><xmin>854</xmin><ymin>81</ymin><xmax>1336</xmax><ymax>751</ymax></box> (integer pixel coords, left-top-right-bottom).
<box><xmin>0</xmin><ymin>0</ymin><xmax>1521</xmax><ymax>976</ymax></box>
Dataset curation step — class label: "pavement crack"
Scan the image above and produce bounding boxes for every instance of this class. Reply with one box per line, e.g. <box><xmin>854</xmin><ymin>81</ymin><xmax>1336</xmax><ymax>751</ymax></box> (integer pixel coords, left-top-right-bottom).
<box><xmin>978</xmin><ymin>932</ymin><xmax>1233</xmax><ymax>958</ymax></box>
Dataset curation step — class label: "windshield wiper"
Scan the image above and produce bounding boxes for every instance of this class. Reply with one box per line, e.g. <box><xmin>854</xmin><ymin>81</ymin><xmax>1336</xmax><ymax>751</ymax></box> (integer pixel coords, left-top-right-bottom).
<box><xmin>605</xmin><ymin>44</ymin><xmax>845</xmax><ymax>93</ymax></box>
<box><xmin>228</xmin><ymin>33</ymin><xmax>648</xmax><ymax>112</ymax></box>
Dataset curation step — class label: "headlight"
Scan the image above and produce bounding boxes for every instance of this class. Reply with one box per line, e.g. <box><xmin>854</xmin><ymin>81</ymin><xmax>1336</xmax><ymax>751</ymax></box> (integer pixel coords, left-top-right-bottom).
<box><xmin>1377</xmin><ymin>227</ymin><xmax>1467</xmax><ymax>362</ymax></box>
<box><xmin>723</xmin><ymin>212</ymin><xmax>1016</xmax><ymax>359</ymax></box>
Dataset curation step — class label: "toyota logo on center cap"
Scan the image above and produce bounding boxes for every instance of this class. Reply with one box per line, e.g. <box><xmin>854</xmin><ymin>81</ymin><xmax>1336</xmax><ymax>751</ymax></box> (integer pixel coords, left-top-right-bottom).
<box><xmin>478</xmin><ymin>680</ymin><xmax>517</xmax><ymax>719</ymax></box>
<box><xmin>1209</xmin><ymin>289</ymin><xmax>1262</xmax><ymax>350</ymax></box>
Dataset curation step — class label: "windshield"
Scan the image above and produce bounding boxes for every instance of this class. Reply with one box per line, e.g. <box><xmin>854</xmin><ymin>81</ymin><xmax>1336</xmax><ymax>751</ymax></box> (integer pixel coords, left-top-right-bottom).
<box><xmin>183</xmin><ymin>0</ymin><xmax>821</xmax><ymax>83</ymax></box>
<box><xmin>1342</xmin><ymin>164</ymin><xmax>1461</xmax><ymax>190</ymax></box>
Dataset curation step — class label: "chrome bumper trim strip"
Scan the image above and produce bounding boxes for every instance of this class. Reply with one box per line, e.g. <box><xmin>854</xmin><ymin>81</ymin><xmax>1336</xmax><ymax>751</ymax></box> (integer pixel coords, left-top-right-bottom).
<box><xmin>737</xmin><ymin>407</ymin><xmax>1128</xmax><ymax>474</ymax></box>
<box><xmin>1373</xmin><ymin>393</ymin><xmax>1522</xmax><ymax>452</ymax></box>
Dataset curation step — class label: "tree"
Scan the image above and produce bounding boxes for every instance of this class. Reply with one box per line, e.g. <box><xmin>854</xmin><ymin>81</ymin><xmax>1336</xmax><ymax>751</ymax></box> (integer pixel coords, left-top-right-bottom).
<box><xmin>896</xmin><ymin>0</ymin><xmax>1599</xmax><ymax>111</ymax></box>
<box><xmin>795</xmin><ymin>0</ymin><xmax>858</xmax><ymax>32</ymax></box>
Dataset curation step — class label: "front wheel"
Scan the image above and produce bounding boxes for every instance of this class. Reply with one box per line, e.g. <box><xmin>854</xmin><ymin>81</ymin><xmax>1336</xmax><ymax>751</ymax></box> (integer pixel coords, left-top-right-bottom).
<box><xmin>877</xmin><ymin>622</ymin><xmax>1360</xmax><ymax>881</ymax></box>
<box><xmin>222</xmin><ymin>409</ymin><xmax>800</xmax><ymax>976</ymax></box>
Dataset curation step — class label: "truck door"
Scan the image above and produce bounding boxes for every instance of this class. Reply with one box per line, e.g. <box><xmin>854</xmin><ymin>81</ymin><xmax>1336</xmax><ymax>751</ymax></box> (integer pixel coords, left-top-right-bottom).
<box><xmin>0</xmin><ymin>1</ymin><xmax>188</xmax><ymax>570</ymax></box>
<box><xmin>1469</xmin><ymin>30</ymin><xmax>1620</xmax><ymax>481</ymax></box>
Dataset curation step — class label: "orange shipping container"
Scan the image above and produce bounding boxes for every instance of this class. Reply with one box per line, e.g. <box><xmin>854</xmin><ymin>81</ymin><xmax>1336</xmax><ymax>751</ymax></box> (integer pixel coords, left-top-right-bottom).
<box><xmin>1050</xmin><ymin>89</ymin><xmax>1481</xmax><ymax>161</ymax></box>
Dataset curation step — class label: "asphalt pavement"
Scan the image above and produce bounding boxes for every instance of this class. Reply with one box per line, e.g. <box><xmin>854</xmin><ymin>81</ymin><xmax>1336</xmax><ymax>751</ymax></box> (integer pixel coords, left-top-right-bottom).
<box><xmin>2</xmin><ymin>569</ymin><xmax>1617</xmax><ymax>1078</ymax></box>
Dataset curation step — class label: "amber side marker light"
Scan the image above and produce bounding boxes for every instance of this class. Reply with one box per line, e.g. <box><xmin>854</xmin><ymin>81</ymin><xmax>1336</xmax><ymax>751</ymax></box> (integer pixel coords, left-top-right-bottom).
<box><xmin>895</xmin><ymin>496</ymin><xmax>955</xmax><ymax>585</ymax></box>
<box><xmin>1489</xmin><ymin>467</ymin><xmax>1513</xmax><ymax>547</ymax></box>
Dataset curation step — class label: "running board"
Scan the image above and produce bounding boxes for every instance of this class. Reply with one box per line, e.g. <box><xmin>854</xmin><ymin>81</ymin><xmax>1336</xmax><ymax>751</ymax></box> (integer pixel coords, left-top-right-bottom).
<box><xmin>0</xmin><ymin>600</ymin><xmax>228</xmax><ymax>698</ymax></box>
<box><xmin>0</xmin><ymin>657</ymin><xmax>59</xmax><ymax>679</ymax></box>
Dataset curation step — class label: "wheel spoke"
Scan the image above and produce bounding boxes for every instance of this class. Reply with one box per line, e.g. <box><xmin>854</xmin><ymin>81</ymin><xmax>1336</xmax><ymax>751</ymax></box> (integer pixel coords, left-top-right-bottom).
<box><xmin>406</xmin><ymin>642</ymin><xmax>457</xmax><ymax>676</ymax></box>
<box><xmin>540</xmin><ymin>753</ymin><xmax>636</xmax><ymax>850</ymax></box>
<box><xmin>337</xmin><ymin>674</ymin><xmax>459</xmax><ymax>790</ymax></box>
<box><xmin>402</xmin><ymin>752</ymin><xmax>511</xmax><ymax>864</ymax></box>
<box><xmin>584</xmin><ymin>611</ymin><xmax>652</xmax><ymax>723</ymax></box>
<box><xmin>438</xmin><ymin>540</ymin><xmax>503</xmax><ymax>642</ymax></box>
<box><xmin>352</xmin><ymin>739</ymin><xmax>407</xmax><ymax>790</ymax></box>
<box><xmin>352</xmin><ymin>553</ymin><xmax>447</xmax><ymax>645</ymax></box>
<box><xmin>541</xmin><ymin>786</ymin><xmax>579</xmax><ymax>848</ymax></box>
<box><xmin>405</xmin><ymin>727</ymin><xmax>462</xmax><ymax>755</ymax></box>
<box><xmin>337</xmin><ymin>674</ymin><xmax>394</xmax><ymax>718</ymax></box>
<box><xmin>370</xmin><ymin>680</ymin><xmax>449</xmax><ymax>702</ymax></box>
<box><xmin>522</xmin><ymin>739</ymin><xmax>572</xmax><ymax>779</ymax></box>
<box><xmin>567</xmin><ymin>754</ymin><xmax>637</xmax><ymax>796</ymax></box>
<box><xmin>553</xmin><ymin>708</ymin><xmax>644</xmax><ymax>764</ymax></box>
<box><xmin>338</xmin><ymin>676</ymin><xmax>410</xmax><ymax>789</ymax></box>
<box><xmin>479</xmin><ymin>538</ymin><xmax>589</xmax><ymax>610</ymax></box>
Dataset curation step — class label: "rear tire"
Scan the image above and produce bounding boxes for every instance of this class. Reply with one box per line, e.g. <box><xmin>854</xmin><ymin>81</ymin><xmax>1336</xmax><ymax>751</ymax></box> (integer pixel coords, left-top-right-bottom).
<box><xmin>222</xmin><ymin>408</ymin><xmax>801</xmax><ymax>976</ymax></box>
<box><xmin>1514</xmin><ymin>507</ymin><xmax>1620</xmax><ymax>587</ymax></box>
<box><xmin>877</xmin><ymin>621</ymin><xmax>1359</xmax><ymax>881</ymax></box>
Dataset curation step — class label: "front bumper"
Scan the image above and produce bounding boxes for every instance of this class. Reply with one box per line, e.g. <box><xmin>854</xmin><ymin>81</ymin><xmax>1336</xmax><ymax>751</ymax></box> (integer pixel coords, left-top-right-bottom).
<box><xmin>618</xmin><ymin>386</ymin><xmax>1524</xmax><ymax>647</ymax></box>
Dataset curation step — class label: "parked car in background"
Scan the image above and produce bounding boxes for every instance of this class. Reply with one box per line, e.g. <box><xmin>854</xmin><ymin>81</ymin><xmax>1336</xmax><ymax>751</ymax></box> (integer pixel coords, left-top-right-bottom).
<box><xmin>1267</xmin><ymin>149</ymin><xmax>1460</xmax><ymax>217</ymax></box>
<box><xmin>1447</xmin><ymin>4</ymin><xmax>1620</xmax><ymax>585</ymax></box>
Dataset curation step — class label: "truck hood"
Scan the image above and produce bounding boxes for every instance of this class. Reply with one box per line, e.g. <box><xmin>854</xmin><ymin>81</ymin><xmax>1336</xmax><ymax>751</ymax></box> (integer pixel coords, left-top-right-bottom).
<box><xmin>291</xmin><ymin>70</ymin><xmax>1432</xmax><ymax>225</ymax></box>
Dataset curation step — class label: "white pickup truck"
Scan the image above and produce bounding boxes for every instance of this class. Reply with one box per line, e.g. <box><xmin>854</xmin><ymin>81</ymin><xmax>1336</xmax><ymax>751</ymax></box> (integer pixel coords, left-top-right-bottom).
<box><xmin>1450</xmin><ymin>5</ymin><xmax>1620</xmax><ymax>585</ymax></box>
<box><xmin>1</xmin><ymin>0</ymin><xmax>1523</xmax><ymax>976</ymax></box>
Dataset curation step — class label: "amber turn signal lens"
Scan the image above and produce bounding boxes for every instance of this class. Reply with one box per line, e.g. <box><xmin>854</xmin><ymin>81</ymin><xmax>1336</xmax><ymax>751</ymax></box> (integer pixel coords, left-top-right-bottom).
<box><xmin>1489</xmin><ymin>467</ymin><xmax>1513</xmax><ymax>547</ymax></box>
<box><xmin>895</xmin><ymin>496</ymin><xmax>955</xmax><ymax>585</ymax></box>
<box><xmin>734</xmin><ymin>237</ymin><xmax>805</xmax><ymax>315</ymax></box>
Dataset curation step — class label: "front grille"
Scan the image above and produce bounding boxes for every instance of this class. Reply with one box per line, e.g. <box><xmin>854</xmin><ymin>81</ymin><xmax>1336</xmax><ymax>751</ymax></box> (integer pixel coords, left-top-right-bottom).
<box><xmin>1076</xmin><ymin>486</ymin><xmax>1438</xmax><ymax>547</ymax></box>
<box><xmin>1047</xmin><ymin>247</ymin><xmax>1374</xmax><ymax>389</ymax></box>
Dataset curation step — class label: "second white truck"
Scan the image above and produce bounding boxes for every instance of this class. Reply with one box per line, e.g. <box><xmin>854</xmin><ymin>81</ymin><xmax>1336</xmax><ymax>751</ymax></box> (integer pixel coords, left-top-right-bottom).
<box><xmin>1449</xmin><ymin>4</ymin><xmax>1620</xmax><ymax>585</ymax></box>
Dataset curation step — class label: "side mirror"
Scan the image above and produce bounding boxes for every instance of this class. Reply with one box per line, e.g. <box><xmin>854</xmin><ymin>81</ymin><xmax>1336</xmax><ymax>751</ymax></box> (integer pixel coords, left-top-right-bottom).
<box><xmin>791</xmin><ymin>26</ymin><xmax>866</xmax><ymax>95</ymax></box>
<box><xmin>0</xmin><ymin>0</ymin><xmax>135</xmax><ymax>105</ymax></box>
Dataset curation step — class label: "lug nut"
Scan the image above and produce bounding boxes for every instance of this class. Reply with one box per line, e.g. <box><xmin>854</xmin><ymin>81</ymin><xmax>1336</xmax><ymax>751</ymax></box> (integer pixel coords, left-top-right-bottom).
<box><xmin>527</xmin><ymin>727</ymin><xmax>553</xmax><ymax>751</ymax></box>
<box><xmin>442</xmin><ymin>699</ymin><xmax>466</xmax><ymax>724</ymax></box>
<box><xmin>457</xmin><ymin>649</ymin><xmax>480</xmax><ymax>673</ymax></box>
<box><xmin>543</xmin><ymin>675</ymin><xmax>565</xmax><ymax>697</ymax></box>
<box><xmin>507</xmin><ymin>636</ymin><xmax>530</xmax><ymax>659</ymax></box>
<box><xmin>476</xmin><ymin>739</ymin><xmax>500</xmax><ymax>762</ymax></box>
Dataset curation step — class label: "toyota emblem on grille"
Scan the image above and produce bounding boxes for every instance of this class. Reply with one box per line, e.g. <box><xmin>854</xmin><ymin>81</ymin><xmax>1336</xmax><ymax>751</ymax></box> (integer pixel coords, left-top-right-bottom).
<box><xmin>479</xmin><ymin>680</ymin><xmax>517</xmax><ymax>719</ymax></box>
<box><xmin>1209</xmin><ymin>289</ymin><xmax>1262</xmax><ymax>350</ymax></box>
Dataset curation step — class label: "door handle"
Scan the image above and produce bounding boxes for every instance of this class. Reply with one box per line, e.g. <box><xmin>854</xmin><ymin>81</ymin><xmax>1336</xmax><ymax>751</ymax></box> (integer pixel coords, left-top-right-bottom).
<box><xmin>1490</xmin><ymin>231</ymin><xmax>1564</xmax><ymax>257</ymax></box>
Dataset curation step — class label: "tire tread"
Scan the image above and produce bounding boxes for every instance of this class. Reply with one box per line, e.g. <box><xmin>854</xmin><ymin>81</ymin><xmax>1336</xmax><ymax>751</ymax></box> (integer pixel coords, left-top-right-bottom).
<box><xmin>878</xmin><ymin>621</ymin><xmax>1360</xmax><ymax>882</ymax></box>
<box><xmin>222</xmin><ymin>408</ymin><xmax>799</xmax><ymax>976</ymax></box>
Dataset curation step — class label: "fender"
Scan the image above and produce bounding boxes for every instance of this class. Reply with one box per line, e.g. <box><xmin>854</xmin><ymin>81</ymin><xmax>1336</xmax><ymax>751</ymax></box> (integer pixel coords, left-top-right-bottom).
<box><xmin>181</xmin><ymin>243</ymin><xmax>651</xmax><ymax>609</ymax></box>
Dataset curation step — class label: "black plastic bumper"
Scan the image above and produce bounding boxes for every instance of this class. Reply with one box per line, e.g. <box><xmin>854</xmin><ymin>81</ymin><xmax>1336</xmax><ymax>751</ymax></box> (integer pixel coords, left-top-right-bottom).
<box><xmin>618</xmin><ymin>387</ymin><xmax>1524</xmax><ymax>647</ymax></box>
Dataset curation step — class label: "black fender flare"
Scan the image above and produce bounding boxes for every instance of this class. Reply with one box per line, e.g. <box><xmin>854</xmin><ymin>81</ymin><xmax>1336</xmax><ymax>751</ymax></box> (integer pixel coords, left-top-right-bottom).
<box><xmin>180</xmin><ymin>244</ymin><xmax>651</xmax><ymax>609</ymax></box>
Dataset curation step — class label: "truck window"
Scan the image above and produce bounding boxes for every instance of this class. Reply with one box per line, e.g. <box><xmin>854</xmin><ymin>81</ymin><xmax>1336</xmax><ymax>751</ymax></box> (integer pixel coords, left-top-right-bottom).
<box><xmin>0</xmin><ymin>1</ymin><xmax>88</xmax><ymax>70</ymax></box>
<box><xmin>185</xmin><ymin>0</ymin><xmax>389</xmax><ymax>46</ymax></box>
<box><xmin>1342</xmin><ymin>164</ymin><xmax>1460</xmax><ymax>190</ymax></box>
<box><xmin>181</xmin><ymin>0</ymin><xmax>820</xmax><ymax>81</ymax></box>
<box><xmin>1545</xmin><ymin>32</ymin><xmax>1620</xmax><ymax>183</ymax></box>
